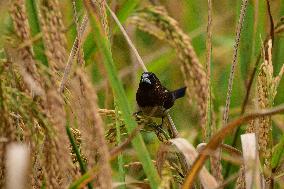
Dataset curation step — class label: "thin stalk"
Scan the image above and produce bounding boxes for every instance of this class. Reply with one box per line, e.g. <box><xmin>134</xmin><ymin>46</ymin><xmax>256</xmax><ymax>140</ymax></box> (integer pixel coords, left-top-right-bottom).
<box><xmin>221</xmin><ymin>0</ymin><xmax>248</xmax><ymax>182</ymax></box>
<box><xmin>206</xmin><ymin>0</ymin><xmax>213</xmax><ymax>140</ymax></box>
<box><xmin>114</xmin><ymin>101</ymin><xmax>126</xmax><ymax>189</ymax></box>
<box><xmin>84</xmin><ymin>1</ymin><xmax>160</xmax><ymax>188</ymax></box>
<box><xmin>66</xmin><ymin>121</ymin><xmax>93</xmax><ymax>189</ymax></box>
<box><xmin>105</xmin><ymin>3</ymin><xmax>179</xmax><ymax>138</ymax></box>
<box><xmin>83</xmin><ymin>0</ymin><xmax>139</xmax><ymax>62</ymax></box>
<box><xmin>106</xmin><ymin>4</ymin><xmax>146</xmax><ymax>72</ymax></box>
<box><xmin>224</xmin><ymin>0</ymin><xmax>254</xmax><ymax>179</ymax></box>
<box><xmin>225</xmin><ymin>0</ymin><xmax>272</xmax><ymax>178</ymax></box>
<box><xmin>58</xmin><ymin>14</ymin><xmax>88</xmax><ymax>93</ymax></box>
<box><xmin>222</xmin><ymin>0</ymin><xmax>248</xmax><ymax>127</ymax></box>
<box><xmin>110</xmin><ymin>124</ymin><xmax>144</xmax><ymax>158</ymax></box>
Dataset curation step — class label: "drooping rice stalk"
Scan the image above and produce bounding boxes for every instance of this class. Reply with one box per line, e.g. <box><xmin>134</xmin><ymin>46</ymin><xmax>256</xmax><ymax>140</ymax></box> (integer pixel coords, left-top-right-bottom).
<box><xmin>38</xmin><ymin>0</ymin><xmax>68</xmax><ymax>71</ymax></box>
<box><xmin>238</xmin><ymin>39</ymin><xmax>284</xmax><ymax>188</ymax></box>
<box><xmin>130</xmin><ymin>6</ymin><xmax>208</xmax><ymax>141</ymax></box>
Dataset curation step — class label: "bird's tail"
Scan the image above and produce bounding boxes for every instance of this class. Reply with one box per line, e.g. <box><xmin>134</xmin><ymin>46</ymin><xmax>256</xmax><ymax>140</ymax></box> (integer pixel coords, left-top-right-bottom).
<box><xmin>172</xmin><ymin>87</ymin><xmax>187</xmax><ymax>100</ymax></box>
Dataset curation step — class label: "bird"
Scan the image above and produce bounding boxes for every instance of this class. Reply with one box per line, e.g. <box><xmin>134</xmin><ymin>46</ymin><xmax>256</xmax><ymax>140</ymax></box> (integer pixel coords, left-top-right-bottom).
<box><xmin>136</xmin><ymin>72</ymin><xmax>187</xmax><ymax>119</ymax></box>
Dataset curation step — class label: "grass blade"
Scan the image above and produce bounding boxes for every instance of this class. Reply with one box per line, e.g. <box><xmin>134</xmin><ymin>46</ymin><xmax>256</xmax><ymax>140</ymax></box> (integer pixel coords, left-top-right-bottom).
<box><xmin>25</xmin><ymin>0</ymin><xmax>48</xmax><ymax>65</ymax></box>
<box><xmin>271</xmin><ymin>134</ymin><xmax>284</xmax><ymax>169</ymax></box>
<box><xmin>83</xmin><ymin>2</ymin><xmax>160</xmax><ymax>188</ymax></box>
<box><xmin>114</xmin><ymin>101</ymin><xmax>126</xmax><ymax>189</ymax></box>
<box><xmin>66</xmin><ymin>121</ymin><xmax>93</xmax><ymax>189</ymax></box>
<box><xmin>274</xmin><ymin>2</ymin><xmax>284</xmax><ymax>105</ymax></box>
<box><xmin>117</xmin><ymin>0</ymin><xmax>139</xmax><ymax>24</ymax></box>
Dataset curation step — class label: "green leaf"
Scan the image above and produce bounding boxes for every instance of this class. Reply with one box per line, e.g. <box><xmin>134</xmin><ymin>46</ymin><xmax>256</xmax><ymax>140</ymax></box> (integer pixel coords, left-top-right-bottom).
<box><xmin>117</xmin><ymin>0</ymin><xmax>139</xmax><ymax>24</ymax></box>
<box><xmin>25</xmin><ymin>0</ymin><xmax>48</xmax><ymax>65</ymax></box>
<box><xmin>84</xmin><ymin>2</ymin><xmax>160</xmax><ymax>188</ymax></box>
<box><xmin>272</xmin><ymin>134</ymin><xmax>284</xmax><ymax>169</ymax></box>
<box><xmin>274</xmin><ymin>2</ymin><xmax>284</xmax><ymax>105</ymax></box>
<box><xmin>66</xmin><ymin>116</ymin><xmax>93</xmax><ymax>189</ymax></box>
<box><xmin>114</xmin><ymin>101</ymin><xmax>126</xmax><ymax>189</ymax></box>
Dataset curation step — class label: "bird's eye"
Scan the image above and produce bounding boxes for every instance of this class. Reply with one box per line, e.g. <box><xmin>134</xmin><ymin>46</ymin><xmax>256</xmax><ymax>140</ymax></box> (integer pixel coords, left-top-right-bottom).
<box><xmin>149</xmin><ymin>75</ymin><xmax>155</xmax><ymax>82</ymax></box>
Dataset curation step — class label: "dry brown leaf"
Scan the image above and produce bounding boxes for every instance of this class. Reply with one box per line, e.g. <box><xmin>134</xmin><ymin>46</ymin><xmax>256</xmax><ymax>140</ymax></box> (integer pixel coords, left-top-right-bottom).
<box><xmin>157</xmin><ymin>138</ymin><xmax>218</xmax><ymax>189</ymax></box>
<box><xmin>240</xmin><ymin>133</ymin><xmax>262</xmax><ymax>189</ymax></box>
<box><xmin>182</xmin><ymin>104</ymin><xmax>284</xmax><ymax>189</ymax></box>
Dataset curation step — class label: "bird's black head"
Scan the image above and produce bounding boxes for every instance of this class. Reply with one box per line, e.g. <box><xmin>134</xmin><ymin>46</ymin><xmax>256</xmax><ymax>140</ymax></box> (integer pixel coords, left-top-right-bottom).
<box><xmin>139</xmin><ymin>72</ymin><xmax>159</xmax><ymax>88</ymax></box>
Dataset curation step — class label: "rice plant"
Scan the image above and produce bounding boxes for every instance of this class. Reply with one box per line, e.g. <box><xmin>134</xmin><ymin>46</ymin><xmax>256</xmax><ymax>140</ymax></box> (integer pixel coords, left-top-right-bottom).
<box><xmin>0</xmin><ymin>0</ymin><xmax>284</xmax><ymax>188</ymax></box>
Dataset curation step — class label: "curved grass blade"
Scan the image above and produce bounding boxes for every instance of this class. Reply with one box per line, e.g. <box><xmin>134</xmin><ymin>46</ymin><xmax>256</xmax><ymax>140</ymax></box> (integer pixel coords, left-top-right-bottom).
<box><xmin>182</xmin><ymin>104</ymin><xmax>284</xmax><ymax>189</ymax></box>
<box><xmin>83</xmin><ymin>1</ymin><xmax>160</xmax><ymax>188</ymax></box>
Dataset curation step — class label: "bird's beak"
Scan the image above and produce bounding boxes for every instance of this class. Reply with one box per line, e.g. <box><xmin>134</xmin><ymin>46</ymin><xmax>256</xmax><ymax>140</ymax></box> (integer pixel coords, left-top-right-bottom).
<box><xmin>141</xmin><ymin>78</ymin><xmax>151</xmax><ymax>84</ymax></box>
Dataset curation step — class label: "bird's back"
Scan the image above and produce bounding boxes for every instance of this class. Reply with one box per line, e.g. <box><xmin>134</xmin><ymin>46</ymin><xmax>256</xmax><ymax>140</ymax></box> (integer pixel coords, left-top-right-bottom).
<box><xmin>136</xmin><ymin>72</ymin><xmax>186</xmax><ymax>117</ymax></box>
<box><xmin>136</xmin><ymin>83</ymin><xmax>175</xmax><ymax>117</ymax></box>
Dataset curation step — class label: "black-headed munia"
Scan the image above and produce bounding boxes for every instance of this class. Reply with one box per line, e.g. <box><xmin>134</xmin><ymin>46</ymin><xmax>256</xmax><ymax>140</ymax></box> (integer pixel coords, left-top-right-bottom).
<box><xmin>136</xmin><ymin>72</ymin><xmax>186</xmax><ymax>118</ymax></box>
